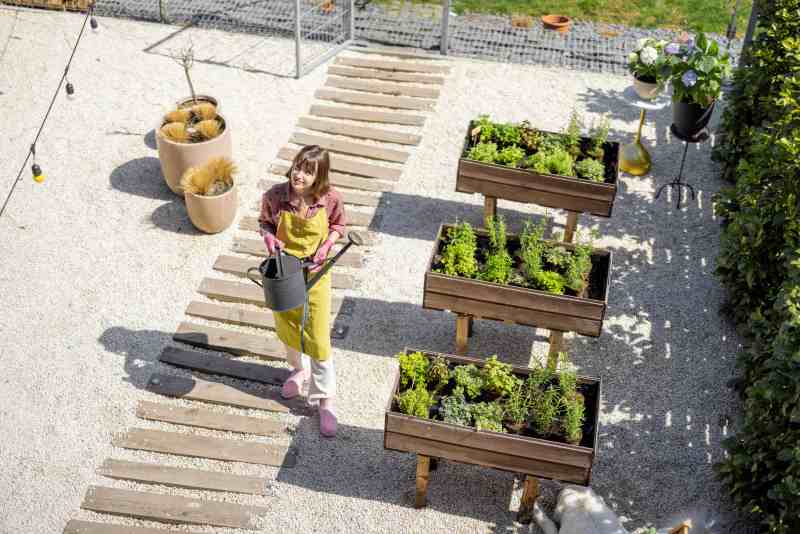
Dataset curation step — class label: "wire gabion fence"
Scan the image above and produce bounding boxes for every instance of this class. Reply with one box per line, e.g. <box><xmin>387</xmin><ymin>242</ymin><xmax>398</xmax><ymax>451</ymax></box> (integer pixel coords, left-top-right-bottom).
<box><xmin>90</xmin><ymin>0</ymin><xmax>745</xmax><ymax>76</ymax></box>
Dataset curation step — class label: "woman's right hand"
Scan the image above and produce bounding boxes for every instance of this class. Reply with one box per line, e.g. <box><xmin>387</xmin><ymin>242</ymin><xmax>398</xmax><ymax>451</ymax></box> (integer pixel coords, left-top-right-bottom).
<box><xmin>263</xmin><ymin>233</ymin><xmax>284</xmax><ymax>255</ymax></box>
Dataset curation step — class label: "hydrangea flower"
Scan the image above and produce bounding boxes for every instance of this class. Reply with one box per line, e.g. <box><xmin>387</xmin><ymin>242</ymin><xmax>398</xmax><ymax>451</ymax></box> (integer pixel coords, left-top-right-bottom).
<box><xmin>640</xmin><ymin>46</ymin><xmax>658</xmax><ymax>65</ymax></box>
<box><xmin>681</xmin><ymin>70</ymin><xmax>698</xmax><ymax>87</ymax></box>
<box><xmin>636</xmin><ymin>37</ymin><xmax>649</xmax><ymax>51</ymax></box>
<box><xmin>665</xmin><ymin>42</ymin><xmax>681</xmax><ymax>55</ymax></box>
<box><xmin>628</xmin><ymin>51</ymin><xmax>639</xmax><ymax>64</ymax></box>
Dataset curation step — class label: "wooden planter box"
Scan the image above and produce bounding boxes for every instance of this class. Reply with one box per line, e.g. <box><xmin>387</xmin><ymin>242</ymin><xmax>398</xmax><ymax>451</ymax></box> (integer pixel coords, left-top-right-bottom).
<box><xmin>423</xmin><ymin>224</ymin><xmax>612</xmax><ymax>337</ymax></box>
<box><xmin>457</xmin><ymin>123</ymin><xmax>620</xmax><ymax>217</ymax></box>
<box><xmin>3</xmin><ymin>0</ymin><xmax>91</xmax><ymax>10</ymax></box>
<box><xmin>384</xmin><ymin>350</ymin><xmax>602</xmax><ymax>485</ymax></box>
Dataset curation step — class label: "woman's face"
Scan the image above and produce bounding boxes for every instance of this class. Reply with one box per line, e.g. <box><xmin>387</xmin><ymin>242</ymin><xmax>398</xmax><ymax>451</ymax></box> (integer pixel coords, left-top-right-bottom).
<box><xmin>290</xmin><ymin>162</ymin><xmax>316</xmax><ymax>195</ymax></box>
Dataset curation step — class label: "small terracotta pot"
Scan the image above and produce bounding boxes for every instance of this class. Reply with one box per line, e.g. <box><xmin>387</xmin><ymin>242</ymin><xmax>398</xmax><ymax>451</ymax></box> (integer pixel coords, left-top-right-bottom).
<box><xmin>185</xmin><ymin>183</ymin><xmax>238</xmax><ymax>234</ymax></box>
<box><xmin>541</xmin><ymin>14</ymin><xmax>572</xmax><ymax>33</ymax></box>
<box><xmin>633</xmin><ymin>75</ymin><xmax>660</xmax><ymax>100</ymax></box>
<box><xmin>176</xmin><ymin>95</ymin><xmax>219</xmax><ymax>110</ymax></box>
<box><xmin>156</xmin><ymin>114</ymin><xmax>232</xmax><ymax>196</ymax></box>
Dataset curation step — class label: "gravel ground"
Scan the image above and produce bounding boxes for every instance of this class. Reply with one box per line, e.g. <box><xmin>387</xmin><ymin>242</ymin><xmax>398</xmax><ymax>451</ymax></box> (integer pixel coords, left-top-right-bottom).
<box><xmin>0</xmin><ymin>7</ymin><xmax>751</xmax><ymax>534</ymax></box>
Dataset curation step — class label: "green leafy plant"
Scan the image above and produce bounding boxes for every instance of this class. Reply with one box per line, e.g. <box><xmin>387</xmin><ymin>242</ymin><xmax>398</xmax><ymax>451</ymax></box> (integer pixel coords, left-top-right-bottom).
<box><xmin>440</xmin><ymin>393</ymin><xmax>472</xmax><ymax>426</ymax></box>
<box><xmin>398</xmin><ymin>351</ymin><xmax>429</xmax><ymax>389</ymax></box>
<box><xmin>480</xmin><ymin>355</ymin><xmax>520</xmax><ymax>398</ymax></box>
<box><xmin>575</xmin><ymin>158</ymin><xmax>605</xmax><ymax>183</ymax></box>
<box><xmin>519</xmin><ymin>120</ymin><xmax>542</xmax><ymax>151</ymax></box>
<box><xmin>530</xmin><ymin>386</ymin><xmax>561</xmax><ymax>435</ymax></box>
<box><xmin>396</xmin><ymin>384</ymin><xmax>435</xmax><ymax>418</ymax></box>
<box><xmin>452</xmin><ymin>364</ymin><xmax>484</xmax><ymax>400</ymax></box>
<box><xmin>440</xmin><ymin>222</ymin><xmax>478</xmax><ymax>278</ymax></box>
<box><xmin>564</xmin><ymin>108</ymin><xmax>583</xmax><ymax>157</ymax></box>
<box><xmin>503</xmin><ymin>381</ymin><xmax>532</xmax><ymax>430</ymax></box>
<box><xmin>544</xmin><ymin>244</ymin><xmax>571</xmax><ymax>269</ymax></box>
<box><xmin>662</xmin><ymin>32</ymin><xmax>731</xmax><ymax>106</ymax></box>
<box><xmin>564</xmin><ymin>236</ymin><xmax>594</xmax><ymax>293</ymax></box>
<box><xmin>627</xmin><ymin>37</ymin><xmax>667</xmax><ymax>82</ymax></box>
<box><xmin>471</xmin><ymin>114</ymin><xmax>496</xmax><ymax>144</ymax></box>
<box><xmin>532</xmin><ymin>270</ymin><xmax>566</xmax><ymax>295</ymax></box>
<box><xmin>562</xmin><ymin>393</ymin><xmax>586</xmax><ymax>445</ymax></box>
<box><xmin>427</xmin><ymin>355</ymin><xmax>451</xmax><ymax>392</ymax></box>
<box><xmin>495</xmin><ymin>123</ymin><xmax>522</xmax><ymax>146</ymax></box>
<box><xmin>496</xmin><ymin>145</ymin><xmax>526</xmax><ymax>167</ymax></box>
<box><xmin>470</xmin><ymin>402</ymin><xmax>506</xmax><ymax>433</ymax></box>
<box><xmin>519</xmin><ymin>218</ymin><xmax>547</xmax><ymax>279</ymax></box>
<box><xmin>479</xmin><ymin>216</ymin><xmax>513</xmax><ymax>284</ymax></box>
<box><xmin>467</xmin><ymin>142</ymin><xmax>499</xmax><ymax>163</ymax></box>
<box><xmin>588</xmin><ymin>115</ymin><xmax>611</xmax><ymax>160</ymax></box>
<box><xmin>526</xmin><ymin>146</ymin><xmax>575</xmax><ymax>177</ymax></box>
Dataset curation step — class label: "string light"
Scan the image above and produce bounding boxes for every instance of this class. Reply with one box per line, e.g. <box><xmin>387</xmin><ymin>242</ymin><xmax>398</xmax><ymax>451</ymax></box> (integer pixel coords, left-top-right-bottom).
<box><xmin>90</xmin><ymin>16</ymin><xmax>99</xmax><ymax>31</ymax></box>
<box><xmin>0</xmin><ymin>2</ymin><xmax>95</xmax><ymax>220</ymax></box>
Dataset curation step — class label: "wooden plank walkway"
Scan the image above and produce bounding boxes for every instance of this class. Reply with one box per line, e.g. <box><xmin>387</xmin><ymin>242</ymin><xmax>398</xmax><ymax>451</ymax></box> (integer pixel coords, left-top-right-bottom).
<box><xmin>277</xmin><ymin>145</ymin><xmax>404</xmax><ymax>180</ymax></box>
<box><xmin>64</xmin><ymin>520</ymin><xmax>201</xmax><ymax>534</ymax></box>
<box><xmin>335</xmin><ymin>55</ymin><xmax>450</xmax><ymax>74</ymax></box>
<box><xmin>290</xmin><ymin>131</ymin><xmax>410</xmax><ymax>163</ymax></box>
<box><xmin>137</xmin><ymin>400</ymin><xmax>284</xmax><ymax>436</ymax></box>
<box><xmin>173</xmin><ymin>321</ymin><xmax>286</xmax><ymax>360</ymax></box>
<box><xmin>297</xmin><ymin>116</ymin><xmax>421</xmax><ymax>146</ymax></box>
<box><xmin>158</xmin><ymin>345</ymin><xmax>289</xmax><ymax>385</ymax></box>
<box><xmin>326</xmin><ymin>76</ymin><xmax>440</xmax><ymax>99</ymax></box>
<box><xmin>147</xmin><ymin>373</ymin><xmax>294</xmax><ymax>413</ymax></box>
<box><xmin>315</xmin><ymin>88</ymin><xmax>436</xmax><ymax>111</ymax></box>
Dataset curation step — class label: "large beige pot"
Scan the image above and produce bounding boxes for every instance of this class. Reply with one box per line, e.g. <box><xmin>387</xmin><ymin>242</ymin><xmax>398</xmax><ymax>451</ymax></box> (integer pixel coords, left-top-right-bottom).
<box><xmin>177</xmin><ymin>95</ymin><xmax>220</xmax><ymax>110</ymax></box>
<box><xmin>156</xmin><ymin>114</ymin><xmax>232</xmax><ymax>196</ymax></box>
<box><xmin>185</xmin><ymin>183</ymin><xmax>238</xmax><ymax>234</ymax></box>
<box><xmin>633</xmin><ymin>76</ymin><xmax>660</xmax><ymax>100</ymax></box>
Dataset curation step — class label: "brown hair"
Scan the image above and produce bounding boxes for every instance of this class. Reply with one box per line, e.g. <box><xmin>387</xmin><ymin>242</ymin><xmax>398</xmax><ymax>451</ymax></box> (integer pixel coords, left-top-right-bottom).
<box><xmin>285</xmin><ymin>145</ymin><xmax>330</xmax><ymax>199</ymax></box>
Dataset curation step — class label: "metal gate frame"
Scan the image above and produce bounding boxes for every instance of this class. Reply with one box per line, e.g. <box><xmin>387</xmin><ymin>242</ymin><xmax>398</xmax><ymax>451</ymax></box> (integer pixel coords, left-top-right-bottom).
<box><xmin>294</xmin><ymin>0</ymin><xmax>354</xmax><ymax>78</ymax></box>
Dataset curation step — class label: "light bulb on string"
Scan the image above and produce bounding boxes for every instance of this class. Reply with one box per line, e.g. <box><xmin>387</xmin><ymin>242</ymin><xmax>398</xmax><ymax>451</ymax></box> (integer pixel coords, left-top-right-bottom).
<box><xmin>31</xmin><ymin>163</ymin><xmax>44</xmax><ymax>183</ymax></box>
<box><xmin>90</xmin><ymin>16</ymin><xmax>99</xmax><ymax>31</ymax></box>
<box><xmin>65</xmin><ymin>81</ymin><xmax>75</xmax><ymax>98</ymax></box>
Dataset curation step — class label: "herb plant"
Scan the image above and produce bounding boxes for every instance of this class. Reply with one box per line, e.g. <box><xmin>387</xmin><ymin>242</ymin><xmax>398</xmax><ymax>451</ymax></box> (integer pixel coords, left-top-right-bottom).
<box><xmin>504</xmin><ymin>381</ymin><xmax>532</xmax><ymax>429</ymax></box>
<box><xmin>396</xmin><ymin>384</ymin><xmax>435</xmax><ymax>418</ymax></box>
<box><xmin>399</xmin><ymin>351</ymin><xmax>429</xmax><ymax>389</ymax></box>
<box><xmin>478</xmin><ymin>216</ymin><xmax>513</xmax><ymax>284</ymax></box>
<box><xmin>531</xmin><ymin>386</ymin><xmax>561</xmax><ymax>435</ymax></box>
<box><xmin>575</xmin><ymin>158</ymin><xmax>605</xmax><ymax>183</ymax></box>
<box><xmin>588</xmin><ymin>115</ymin><xmax>610</xmax><ymax>160</ymax></box>
<box><xmin>480</xmin><ymin>355</ymin><xmax>521</xmax><ymax>398</ymax></box>
<box><xmin>563</xmin><ymin>393</ymin><xmax>586</xmax><ymax>445</ymax></box>
<box><xmin>472</xmin><ymin>114</ymin><xmax>496</xmax><ymax>143</ymax></box>
<box><xmin>495</xmin><ymin>123</ymin><xmax>522</xmax><ymax>146</ymax></box>
<box><xmin>440</xmin><ymin>222</ymin><xmax>478</xmax><ymax>278</ymax></box>
<box><xmin>427</xmin><ymin>355</ymin><xmax>451</xmax><ymax>392</ymax></box>
<box><xmin>440</xmin><ymin>393</ymin><xmax>472</xmax><ymax>426</ymax></box>
<box><xmin>452</xmin><ymin>364</ymin><xmax>484</xmax><ymax>400</ymax></box>
<box><xmin>496</xmin><ymin>146</ymin><xmax>526</xmax><ymax>167</ymax></box>
<box><xmin>470</xmin><ymin>402</ymin><xmax>506</xmax><ymax>433</ymax></box>
<box><xmin>467</xmin><ymin>142</ymin><xmax>498</xmax><ymax>163</ymax></box>
<box><xmin>564</xmin><ymin>108</ymin><xmax>583</xmax><ymax>158</ymax></box>
<box><xmin>532</xmin><ymin>270</ymin><xmax>566</xmax><ymax>295</ymax></box>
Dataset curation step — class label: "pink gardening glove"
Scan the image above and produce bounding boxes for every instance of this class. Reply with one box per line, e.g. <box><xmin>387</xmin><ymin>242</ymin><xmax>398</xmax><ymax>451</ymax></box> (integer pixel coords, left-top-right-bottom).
<box><xmin>311</xmin><ymin>239</ymin><xmax>335</xmax><ymax>272</ymax></box>
<box><xmin>263</xmin><ymin>232</ymin><xmax>284</xmax><ymax>255</ymax></box>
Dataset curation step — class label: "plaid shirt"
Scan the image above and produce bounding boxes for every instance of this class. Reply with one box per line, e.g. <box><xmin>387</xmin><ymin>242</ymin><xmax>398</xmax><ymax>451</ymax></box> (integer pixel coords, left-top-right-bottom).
<box><xmin>258</xmin><ymin>182</ymin><xmax>346</xmax><ymax>237</ymax></box>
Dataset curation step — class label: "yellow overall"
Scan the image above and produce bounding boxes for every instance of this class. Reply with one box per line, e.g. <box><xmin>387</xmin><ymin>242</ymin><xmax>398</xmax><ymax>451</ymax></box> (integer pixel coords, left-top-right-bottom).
<box><xmin>274</xmin><ymin>208</ymin><xmax>332</xmax><ymax>361</ymax></box>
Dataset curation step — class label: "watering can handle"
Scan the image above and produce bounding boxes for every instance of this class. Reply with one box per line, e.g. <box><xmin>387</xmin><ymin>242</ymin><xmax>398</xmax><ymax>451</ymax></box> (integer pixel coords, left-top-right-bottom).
<box><xmin>276</xmin><ymin>248</ymin><xmax>285</xmax><ymax>278</ymax></box>
<box><xmin>246</xmin><ymin>267</ymin><xmax>263</xmax><ymax>287</ymax></box>
<box><xmin>305</xmin><ymin>237</ymin><xmax>358</xmax><ymax>289</ymax></box>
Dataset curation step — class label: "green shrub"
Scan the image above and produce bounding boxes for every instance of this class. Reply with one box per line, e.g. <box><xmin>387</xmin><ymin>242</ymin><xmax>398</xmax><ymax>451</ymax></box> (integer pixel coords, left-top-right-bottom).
<box><xmin>467</xmin><ymin>142</ymin><xmax>499</xmax><ymax>163</ymax></box>
<box><xmin>496</xmin><ymin>145</ymin><xmax>526</xmax><ymax>167</ymax></box>
<box><xmin>396</xmin><ymin>384</ymin><xmax>435</xmax><ymax>418</ymax></box>
<box><xmin>440</xmin><ymin>222</ymin><xmax>478</xmax><ymax>278</ymax></box>
<box><xmin>480</xmin><ymin>355</ymin><xmax>521</xmax><ymax>398</ymax></box>
<box><xmin>398</xmin><ymin>351</ymin><xmax>429</xmax><ymax>389</ymax></box>
<box><xmin>575</xmin><ymin>157</ymin><xmax>605</xmax><ymax>182</ymax></box>
<box><xmin>453</xmin><ymin>364</ymin><xmax>484</xmax><ymax>400</ymax></box>
<box><xmin>711</xmin><ymin>2</ymin><xmax>800</xmax><ymax>531</ymax></box>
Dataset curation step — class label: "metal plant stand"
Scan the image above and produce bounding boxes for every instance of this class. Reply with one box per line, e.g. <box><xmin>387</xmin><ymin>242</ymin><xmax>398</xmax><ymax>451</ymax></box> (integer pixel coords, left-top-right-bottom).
<box><xmin>655</xmin><ymin>124</ymin><xmax>708</xmax><ymax>209</ymax></box>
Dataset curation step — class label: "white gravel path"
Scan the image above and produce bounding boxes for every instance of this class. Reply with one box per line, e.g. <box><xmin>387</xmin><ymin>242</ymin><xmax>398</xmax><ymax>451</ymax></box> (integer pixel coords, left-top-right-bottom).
<box><xmin>0</xmin><ymin>7</ymin><xmax>749</xmax><ymax>534</ymax></box>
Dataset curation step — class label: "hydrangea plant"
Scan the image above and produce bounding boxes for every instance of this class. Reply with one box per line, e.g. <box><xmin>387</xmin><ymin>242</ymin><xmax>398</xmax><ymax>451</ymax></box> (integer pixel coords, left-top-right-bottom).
<box><xmin>662</xmin><ymin>32</ymin><xmax>731</xmax><ymax>106</ymax></box>
<box><xmin>627</xmin><ymin>37</ymin><xmax>667</xmax><ymax>83</ymax></box>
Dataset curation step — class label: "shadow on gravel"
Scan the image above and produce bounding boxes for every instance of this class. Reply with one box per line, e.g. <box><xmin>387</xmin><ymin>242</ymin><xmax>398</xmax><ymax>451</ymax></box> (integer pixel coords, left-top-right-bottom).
<box><xmin>110</xmin><ymin>156</ymin><xmax>172</xmax><ymax>200</ymax></box>
<box><xmin>277</xmin><ymin>417</ymin><xmax>524</xmax><ymax>533</ymax></box>
<box><xmin>144</xmin><ymin>129</ymin><xmax>157</xmax><ymax>150</ymax></box>
<box><xmin>150</xmin><ymin>200</ymin><xmax>204</xmax><ymax>235</ymax></box>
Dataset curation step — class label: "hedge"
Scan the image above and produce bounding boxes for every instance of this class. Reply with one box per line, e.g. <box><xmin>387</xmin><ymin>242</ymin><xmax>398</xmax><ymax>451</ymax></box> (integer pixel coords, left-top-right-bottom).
<box><xmin>712</xmin><ymin>1</ymin><xmax>800</xmax><ymax>532</ymax></box>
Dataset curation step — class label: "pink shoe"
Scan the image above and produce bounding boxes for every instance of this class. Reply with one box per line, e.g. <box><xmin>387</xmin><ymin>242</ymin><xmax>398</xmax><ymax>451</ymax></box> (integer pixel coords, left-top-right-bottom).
<box><xmin>281</xmin><ymin>369</ymin><xmax>308</xmax><ymax>399</ymax></box>
<box><xmin>319</xmin><ymin>400</ymin><xmax>337</xmax><ymax>438</ymax></box>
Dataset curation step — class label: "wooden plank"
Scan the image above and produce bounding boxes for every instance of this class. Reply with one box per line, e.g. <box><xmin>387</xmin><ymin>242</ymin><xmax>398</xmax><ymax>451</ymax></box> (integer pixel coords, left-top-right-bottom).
<box><xmin>328</xmin><ymin>64</ymin><xmax>445</xmax><ymax>85</ymax></box>
<box><xmin>270</xmin><ymin>162</ymin><xmax>394</xmax><ymax>192</ymax></box>
<box><xmin>64</xmin><ymin>520</ymin><xmax>202</xmax><ymax>534</ymax></box>
<box><xmin>146</xmin><ymin>373</ymin><xmax>293</xmax><ymax>413</ymax></box>
<box><xmin>97</xmin><ymin>458</ymin><xmax>270</xmax><ymax>495</ymax></box>
<box><xmin>80</xmin><ymin>486</ymin><xmax>267</xmax><ymax>529</ymax></box>
<box><xmin>158</xmin><ymin>345</ymin><xmax>289</xmax><ymax>386</ymax></box>
<box><xmin>278</xmin><ymin>145</ymin><xmax>404</xmax><ymax>179</ymax></box>
<box><xmin>326</xmin><ymin>76</ymin><xmax>440</xmax><ymax>99</ymax></box>
<box><xmin>290</xmin><ymin>132</ymin><xmax>409</xmax><ymax>163</ymax></box>
<box><xmin>349</xmin><ymin>44</ymin><xmax>449</xmax><ymax>62</ymax></box>
<box><xmin>186</xmin><ymin>300</ymin><xmax>278</xmax><ymax>330</ymax></box>
<box><xmin>232</xmin><ymin>237</ymin><xmax>364</xmax><ymax>267</ymax></box>
<box><xmin>259</xmin><ymin>177</ymin><xmax>381</xmax><ymax>207</ymax></box>
<box><xmin>137</xmin><ymin>400</ymin><xmax>284</xmax><ymax>436</ymax></box>
<box><xmin>213</xmin><ymin>255</ymin><xmax>356</xmax><ymax>289</ymax></box>
<box><xmin>173</xmin><ymin>322</ymin><xmax>285</xmax><ymax>361</ymax></box>
<box><xmin>197</xmin><ymin>277</ymin><xmax>346</xmax><ymax>313</ymax></box>
<box><xmin>297</xmin><ymin>116</ymin><xmax>421</xmax><ymax>146</ymax></box>
<box><xmin>316</xmin><ymin>89</ymin><xmax>436</xmax><ymax>111</ymax></box>
<box><xmin>335</xmin><ymin>56</ymin><xmax>450</xmax><ymax>74</ymax></box>
<box><xmin>113</xmin><ymin>428</ymin><xmax>295</xmax><ymax>467</ymax></box>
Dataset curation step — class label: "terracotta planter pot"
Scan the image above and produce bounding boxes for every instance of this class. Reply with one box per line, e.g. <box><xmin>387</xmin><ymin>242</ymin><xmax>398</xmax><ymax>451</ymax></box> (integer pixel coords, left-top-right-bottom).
<box><xmin>156</xmin><ymin>114</ymin><xmax>232</xmax><ymax>196</ymax></box>
<box><xmin>633</xmin><ymin>75</ymin><xmax>660</xmax><ymax>100</ymax></box>
<box><xmin>672</xmin><ymin>98</ymin><xmax>715</xmax><ymax>139</ymax></box>
<box><xmin>541</xmin><ymin>15</ymin><xmax>572</xmax><ymax>33</ymax></box>
<box><xmin>185</xmin><ymin>183</ymin><xmax>238</xmax><ymax>234</ymax></box>
<box><xmin>176</xmin><ymin>95</ymin><xmax>219</xmax><ymax>110</ymax></box>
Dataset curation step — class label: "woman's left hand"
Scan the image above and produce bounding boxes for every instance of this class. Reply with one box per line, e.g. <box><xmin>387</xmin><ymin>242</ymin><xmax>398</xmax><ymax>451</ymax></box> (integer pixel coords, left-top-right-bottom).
<box><xmin>311</xmin><ymin>239</ymin><xmax>335</xmax><ymax>272</ymax></box>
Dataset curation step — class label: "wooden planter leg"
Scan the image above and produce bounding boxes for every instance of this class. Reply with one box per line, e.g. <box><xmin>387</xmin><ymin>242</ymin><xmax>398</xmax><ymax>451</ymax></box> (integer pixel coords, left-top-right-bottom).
<box><xmin>546</xmin><ymin>330</ymin><xmax>564</xmax><ymax>369</ymax></box>
<box><xmin>455</xmin><ymin>314</ymin><xmax>470</xmax><ymax>355</ymax></box>
<box><xmin>415</xmin><ymin>454</ymin><xmax>431</xmax><ymax>509</ymax></box>
<box><xmin>467</xmin><ymin>316</ymin><xmax>475</xmax><ymax>338</ymax></box>
<box><xmin>484</xmin><ymin>196</ymin><xmax>497</xmax><ymax>221</ymax></box>
<box><xmin>669</xmin><ymin>521</ymin><xmax>692</xmax><ymax>534</ymax></box>
<box><xmin>563</xmin><ymin>210</ymin><xmax>579</xmax><ymax>243</ymax></box>
<box><xmin>517</xmin><ymin>475</ymin><xmax>540</xmax><ymax>524</ymax></box>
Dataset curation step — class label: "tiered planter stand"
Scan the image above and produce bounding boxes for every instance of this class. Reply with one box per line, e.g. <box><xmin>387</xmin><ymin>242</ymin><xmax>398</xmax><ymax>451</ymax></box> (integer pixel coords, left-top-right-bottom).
<box><xmin>384</xmin><ymin>350</ymin><xmax>602</xmax><ymax>523</ymax></box>
<box><xmin>424</xmin><ymin>224</ymin><xmax>613</xmax><ymax>364</ymax></box>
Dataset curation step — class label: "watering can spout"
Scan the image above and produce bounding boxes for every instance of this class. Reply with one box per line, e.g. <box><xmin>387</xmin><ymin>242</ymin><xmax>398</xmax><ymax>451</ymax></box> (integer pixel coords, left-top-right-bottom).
<box><xmin>306</xmin><ymin>231</ymin><xmax>366</xmax><ymax>290</ymax></box>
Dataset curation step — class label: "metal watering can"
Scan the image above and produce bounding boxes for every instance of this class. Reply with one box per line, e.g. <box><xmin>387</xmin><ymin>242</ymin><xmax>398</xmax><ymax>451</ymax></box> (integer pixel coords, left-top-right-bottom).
<box><xmin>247</xmin><ymin>231</ymin><xmax>365</xmax><ymax>312</ymax></box>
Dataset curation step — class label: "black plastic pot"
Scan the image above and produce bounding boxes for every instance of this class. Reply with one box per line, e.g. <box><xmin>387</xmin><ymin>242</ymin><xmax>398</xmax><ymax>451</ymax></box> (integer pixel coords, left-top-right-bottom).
<box><xmin>672</xmin><ymin>98</ymin><xmax>715</xmax><ymax>139</ymax></box>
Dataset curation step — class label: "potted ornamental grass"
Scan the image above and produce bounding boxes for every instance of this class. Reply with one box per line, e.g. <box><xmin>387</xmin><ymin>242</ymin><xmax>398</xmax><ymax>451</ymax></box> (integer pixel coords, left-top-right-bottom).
<box><xmin>180</xmin><ymin>157</ymin><xmax>238</xmax><ymax>234</ymax></box>
<box><xmin>662</xmin><ymin>32</ymin><xmax>731</xmax><ymax>138</ymax></box>
<box><xmin>627</xmin><ymin>37</ymin><xmax>667</xmax><ymax>100</ymax></box>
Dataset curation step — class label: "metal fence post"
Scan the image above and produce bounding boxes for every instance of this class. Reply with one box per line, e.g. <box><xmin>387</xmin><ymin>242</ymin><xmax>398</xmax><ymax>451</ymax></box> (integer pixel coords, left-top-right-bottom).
<box><xmin>740</xmin><ymin>1</ymin><xmax>760</xmax><ymax>66</ymax></box>
<box><xmin>294</xmin><ymin>0</ymin><xmax>302</xmax><ymax>78</ymax></box>
<box><xmin>440</xmin><ymin>0</ymin><xmax>450</xmax><ymax>55</ymax></box>
<box><xmin>345</xmin><ymin>0</ymin><xmax>355</xmax><ymax>42</ymax></box>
